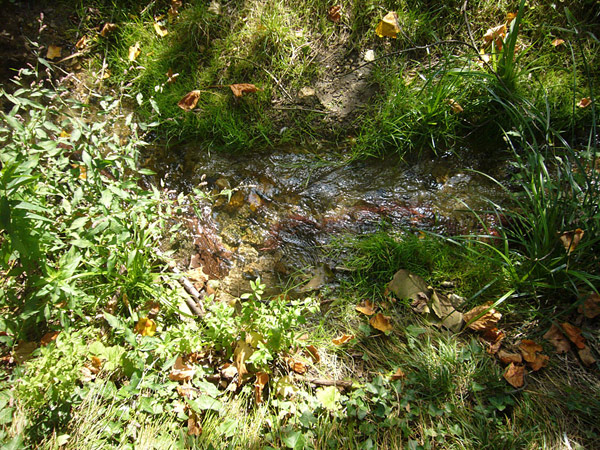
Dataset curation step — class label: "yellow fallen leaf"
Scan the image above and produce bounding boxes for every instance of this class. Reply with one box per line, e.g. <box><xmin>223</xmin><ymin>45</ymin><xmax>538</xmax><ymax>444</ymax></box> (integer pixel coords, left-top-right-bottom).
<box><xmin>178</xmin><ymin>90</ymin><xmax>201</xmax><ymax>111</ymax></box>
<box><xmin>369</xmin><ymin>313</ymin><xmax>393</xmax><ymax>333</ymax></box>
<box><xmin>47</xmin><ymin>45</ymin><xmax>62</xmax><ymax>60</ymax></box>
<box><xmin>154</xmin><ymin>22</ymin><xmax>168</xmax><ymax>37</ymax></box>
<box><xmin>169</xmin><ymin>356</ymin><xmax>195</xmax><ymax>381</ymax></box>
<box><xmin>506</xmin><ymin>12</ymin><xmax>517</xmax><ymax>23</ymax></box>
<box><xmin>99</xmin><ymin>23</ymin><xmax>117</xmax><ymax>37</ymax></box>
<box><xmin>375</xmin><ymin>11</ymin><xmax>400</xmax><ymax>38</ymax></box>
<box><xmin>234</xmin><ymin>340</ymin><xmax>254</xmax><ymax>385</ymax></box>
<box><xmin>551</xmin><ymin>38</ymin><xmax>565</xmax><ymax>47</ymax></box>
<box><xmin>446</xmin><ymin>98</ymin><xmax>463</xmax><ymax>114</ymax></box>
<box><xmin>134</xmin><ymin>317</ymin><xmax>156</xmax><ymax>336</ymax></box>
<box><xmin>128</xmin><ymin>42</ymin><xmax>141</xmax><ymax>61</ymax></box>
<box><xmin>355</xmin><ymin>300</ymin><xmax>376</xmax><ymax>316</ymax></box>
<box><xmin>332</xmin><ymin>334</ymin><xmax>354</xmax><ymax>345</ymax></box>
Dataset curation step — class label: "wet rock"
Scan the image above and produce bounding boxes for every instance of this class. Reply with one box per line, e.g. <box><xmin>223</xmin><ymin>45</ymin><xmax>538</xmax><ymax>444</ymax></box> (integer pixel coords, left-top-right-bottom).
<box><xmin>215</xmin><ymin>177</ymin><xmax>231</xmax><ymax>190</ymax></box>
<box><xmin>228</xmin><ymin>190</ymin><xmax>246</xmax><ymax>209</ymax></box>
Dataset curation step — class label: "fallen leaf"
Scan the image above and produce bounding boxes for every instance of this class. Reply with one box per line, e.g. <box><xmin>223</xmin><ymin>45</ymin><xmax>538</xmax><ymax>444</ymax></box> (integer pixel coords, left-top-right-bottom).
<box><xmin>134</xmin><ymin>317</ymin><xmax>156</xmax><ymax>336</ymax></box>
<box><xmin>410</xmin><ymin>292</ymin><xmax>430</xmax><ymax>314</ymax></box>
<box><xmin>519</xmin><ymin>339</ymin><xmax>543</xmax><ymax>363</ymax></box>
<box><xmin>229</xmin><ymin>83</ymin><xmax>262</xmax><ymax>98</ymax></box>
<box><xmin>463</xmin><ymin>302</ymin><xmax>502</xmax><ymax>332</ymax></box>
<box><xmin>506</xmin><ymin>12</ymin><xmax>517</xmax><ymax>23</ymax></box>
<box><xmin>145</xmin><ymin>301</ymin><xmax>160</xmax><ymax>318</ymax></box>
<box><xmin>578</xmin><ymin>346</ymin><xmax>596</xmax><ymax>366</ymax></box>
<box><xmin>188</xmin><ymin>411</ymin><xmax>202</xmax><ymax>436</ymax></box>
<box><xmin>80</xmin><ymin>366</ymin><xmax>96</xmax><ymax>382</ymax></box>
<box><xmin>47</xmin><ymin>45</ymin><xmax>62</xmax><ymax>60</ymax></box>
<box><xmin>446</xmin><ymin>98</ymin><xmax>464</xmax><ymax>114</ymax></box>
<box><xmin>369</xmin><ymin>313</ymin><xmax>393</xmax><ymax>333</ymax></box>
<box><xmin>254</xmin><ymin>372</ymin><xmax>269</xmax><ymax>404</ymax></box>
<box><xmin>178</xmin><ymin>90</ymin><xmax>201</xmax><ymax>111</ymax></box>
<box><xmin>390</xmin><ymin>368</ymin><xmax>406</xmax><ymax>380</ymax></box>
<box><xmin>287</xmin><ymin>358</ymin><xmax>307</xmax><ymax>374</ymax></box>
<box><xmin>14</xmin><ymin>341</ymin><xmax>37</xmax><ymax>365</ymax></box>
<box><xmin>176</xmin><ymin>384</ymin><xmax>195</xmax><ymax>398</ymax></box>
<box><xmin>99</xmin><ymin>23</ymin><xmax>117</xmax><ymax>37</ymax></box>
<box><xmin>169</xmin><ymin>356</ymin><xmax>195</xmax><ymax>381</ymax></box>
<box><xmin>561</xmin><ymin>322</ymin><xmax>586</xmax><ymax>349</ymax></box>
<box><xmin>355</xmin><ymin>300</ymin><xmax>376</xmax><ymax>316</ymax></box>
<box><xmin>387</xmin><ymin>269</ymin><xmax>430</xmax><ymax>302</ymax></box>
<box><xmin>375</xmin><ymin>11</ymin><xmax>400</xmax><ymax>39</ymax></box>
<box><xmin>543</xmin><ymin>324</ymin><xmax>571</xmax><ymax>354</ymax></box>
<box><xmin>551</xmin><ymin>38</ymin><xmax>565</xmax><ymax>47</ymax></box>
<box><xmin>578</xmin><ymin>292</ymin><xmax>600</xmax><ymax>319</ymax></box>
<box><xmin>166</xmin><ymin>68</ymin><xmax>179</xmax><ymax>84</ymax></box>
<box><xmin>154</xmin><ymin>22</ymin><xmax>168</xmax><ymax>37</ymax></box>
<box><xmin>275</xmin><ymin>375</ymin><xmax>299</xmax><ymax>399</ymax></box>
<box><xmin>483</xmin><ymin>328</ymin><xmax>505</xmax><ymax>355</ymax></box>
<box><xmin>577</xmin><ymin>97</ymin><xmax>592</xmax><ymax>109</ymax></box>
<box><xmin>220</xmin><ymin>363</ymin><xmax>238</xmax><ymax>380</ymax></box>
<box><xmin>234</xmin><ymin>340</ymin><xmax>254</xmax><ymax>385</ymax></box>
<box><xmin>559</xmin><ymin>228</ymin><xmax>584</xmax><ymax>254</ymax></box>
<box><xmin>503</xmin><ymin>363</ymin><xmax>525</xmax><ymax>388</ymax></box>
<box><xmin>40</xmin><ymin>331</ymin><xmax>60</xmax><ymax>346</ymax></box>
<box><xmin>306</xmin><ymin>344</ymin><xmax>320</xmax><ymax>363</ymax></box>
<box><xmin>128</xmin><ymin>42</ymin><xmax>141</xmax><ymax>61</ymax></box>
<box><xmin>328</xmin><ymin>5</ymin><xmax>341</xmax><ymax>23</ymax></box>
<box><xmin>430</xmin><ymin>291</ymin><xmax>463</xmax><ymax>333</ymax></box>
<box><xmin>483</xmin><ymin>24</ymin><xmax>506</xmax><ymax>45</ymax></box>
<box><xmin>169</xmin><ymin>0</ymin><xmax>182</xmax><ymax>17</ymax></box>
<box><xmin>529</xmin><ymin>353</ymin><xmax>549</xmax><ymax>371</ymax></box>
<box><xmin>497</xmin><ymin>349</ymin><xmax>523</xmax><ymax>365</ymax></box>
<box><xmin>75</xmin><ymin>36</ymin><xmax>89</xmax><ymax>50</ymax></box>
<box><xmin>332</xmin><ymin>334</ymin><xmax>353</xmax><ymax>345</ymax></box>
<box><xmin>90</xmin><ymin>356</ymin><xmax>103</xmax><ymax>373</ymax></box>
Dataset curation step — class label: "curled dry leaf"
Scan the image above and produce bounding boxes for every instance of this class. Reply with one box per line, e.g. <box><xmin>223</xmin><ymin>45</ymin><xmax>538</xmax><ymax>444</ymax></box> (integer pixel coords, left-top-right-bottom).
<box><xmin>483</xmin><ymin>328</ymin><xmax>504</xmax><ymax>355</ymax></box>
<box><xmin>559</xmin><ymin>228</ymin><xmax>584</xmax><ymax>254</ymax></box>
<box><xmin>47</xmin><ymin>45</ymin><xmax>62</xmax><ymax>60</ymax></box>
<box><xmin>178</xmin><ymin>90</ymin><xmax>202</xmax><ymax>111</ymax></box>
<box><xmin>506</xmin><ymin>12</ymin><xmax>517</xmax><ymax>23</ymax></box>
<box><xmin>578</xmin><ymin>346</ymin><xmax>596</xmax><ymax>367</ymax></box>
<box><xmin>551</xmin><ymin>38</ymin><xmax>565</xmax><ymax>47</ymax></box>
<box><xmin>154</xmin><ymin>22</ymin><xmax>168</xmax><ymax>37</ymax></box>
<box><xmin>234</xmin><ymin>340</ymin><xmax>254</xmax><ymax>385</ymax></box>
<box><xmin>464</xmin><ymin>302</ymin><xmax>502</xmax><ymax>332</ymax></box>
<box><xmin>90</xmin><ymin>356</ymin><xmax>103</xmax><ymax>373</ymax></box>
<box><xmin>230</xmin><ymin>83</ymin><xmax>262</xmax><ymax>98</ymax></box>
<box><xmin>355</xmin><ymin>300</ymin><xmax>376</xmax><ymax>316</ymax></box>
<box><xmin>332</xmin><ymin>334</ymin><xmax>353</xmax><ymax>345</ymax></box>
<box><xmin>188</xmin><ymin>411</ymin><xmax>202</xmax><ymax>436</ymax></box>
<box><xmin>543</xmin><ymin>324</ymin><xmax>571</xmax><ymax>354</ymax></box>
<box><xmin>519</xmin><ymin>339</ymin><xmax>543</xmax><ymax>363</ymax></box>
<box><xmin>578</xmin><ymin>292</ymin><xmax>600</xmax><ymax>319</ymax></box>
<box><xmin>561</xmin><ymin>322</ymin><xmax>586</xmax><ymax>349</ymax></box>
<box><xmin>328</xmin><ymin>5</ymin><xmax>342</xmax><ymax>23</ymax></box>
<box><xmin>176</xmin><ymin>384</ymin><xmax>195</xmax><ymax>399</ymax></box>
<box><xmin>100</xmin><ymin>23</ymin><xmax>117</xmax><ymax>37</ymax></box>
<box><xmin>134</xmin><ymin>317</ymin><xmax>156</xmax><ymax>336</ymax></box>
<box><xmin>75</xmin><ymin>35</ymin><xmax>89</xmax><ymax>50</ymax></box>
<box><xmin>497</xmin><ymin>349</ymin><xmax>522</xmax><ymax>365</ymax></box>
<box><xmin>446</xmin><ymin>98</ymin><xmax>464</xmax><ymax>114</ymax></box>
<box><xmin>220</xmin><ymin>363</ymin><xmax>238</xmax><ymax>380</ymax></box>
<box><xmin>410</xmin><ymin>292</ymin><xmax>430</xmax><ymax>314</ymax></box>
<box><xmin>287</xmin><ymin>357</ymin><xmax>307</xmax><ymax>374</ymax></box>
<box><xmin>483</xmin><ymin>24</ymin><xmax>506</xmax><ymax>45</ymax></box>
<box><xmin>578</xmin><ymin>98</ymin><xmax>592</xmax><ymax>109</ymax></box>
<box><xmin>169</xmin><ymin>0</ymin><xmax>182</xmax><ymax>17</ymax></box>
<box><xmin>169</xmin><ymin>356</ymin><xmax>195</xmax><ymax>381</ymax></box>
<box><xmin>306</xmin><ymin>344</ymin><xmax>320</xmax><ymax>363</ymax></box>
<box><xmin>369</xmin><ymin>313</ymin><xmax>393</xmax><ymax>333</ymax></box>
<box><xmin>166</xmin><ymin>68</ymin><xmax>179</xmax><ymax>84</ymax></box>
<box><xmin>529</xmin><ymin>353</ymin><xmax>549</xmax><ymax>371</ymax></box>
<box><xmin>128</xmin><ymin>42</ymin><xmax>141</xmax><ymax>61</ymax></box>
<box><xmin>390</xmin><ymin>368</ymin><xmax>406</xmax><ymax>381</ymax></box>
<box><xmin>40</xmin><ymin>331</ymin><xmax>60</xmax><ymax>346</ymax></box>
<box><xmin>254</xmin><ymin>372</ymin><xmax>269</xmax><ymax>404</ymax></box>
<box><xmin>503</xmin><ymin>363</ymin><xmax>525</xmax><ymax>388</ymax></box>
<box><xmin>375</xmin><ymin>11</ymin><xmax>400</xmax><ymax>39</ymax></box>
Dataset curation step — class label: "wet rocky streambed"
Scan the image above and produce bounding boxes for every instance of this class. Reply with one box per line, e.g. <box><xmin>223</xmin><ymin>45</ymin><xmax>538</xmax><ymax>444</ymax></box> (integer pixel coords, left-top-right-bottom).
<box><xmin>144</xmin><ymin>145</ymin><xmax>507</xmax><ymax>303</ymax></box>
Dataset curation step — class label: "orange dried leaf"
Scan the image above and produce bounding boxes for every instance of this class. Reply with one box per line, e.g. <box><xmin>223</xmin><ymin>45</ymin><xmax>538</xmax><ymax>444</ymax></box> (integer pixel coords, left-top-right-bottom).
<box><xmin>375</xmin><ymin>11</ymin><xmax>400</xmax><ymax>39</ymax></box>
<box><xmin>497</xmin><ymin>349</ymin><xmax>523</xmax><ymax>365</ymax></box>
<box><xmin>229</xmin><ymin>83</ymin><xmax>262</xmax><ymax>98</ymax></box>
<box><xmin>369</xmin><ymin>313</ymin><xmax>393</xmax><ymax>333</ymax></box>
<box><xmin>559</xmin><ymin>228</ymin><xmax>584</xmax><ymax>254</ymax></box>
<box><xmin>328</xmin><ymin>5</ymin><xmax>342</xmax><ymax>23</ymax></box>
<box><xmin>578</xmin><ymin>346</ymin><xmax>596</xmax><ymax>366</ymax></box>
<box><xmin>551</xmin><ymin>38</ymin><xmax>565</xmax><ymax>47</ymax></box>
<box><xmin>169</xmin><ymin>356</ymin><xmax>195</xmax><ymax>381</ymax></box>
<box><xmin>178</xmin><ymin>90</ymin><xmax>202</xmax><ymax>111</ymax></box>
<box><xmin>519</xmin><ymin>339</ymin><xmax>543</xmax><ymax>363</ymax></box>
<box><xmin>187</xmin><ymin>411</ymin><xmax>202</xmax><ymax>436</ymax></box>
<box><xmin>578</xmin><ymin>98</ymin><xmax>592</xmax><ymax>108</ymax></box>
<box><xmin>355</xmin><ymin>300</ymin><xmax>376</xmax><ymax>316</ymax></box>
<box><xmin>543</xmin><ymin>324</ymin><xmax>571</xmax><ymax>354</ymax></box>
<box><xmin>332</xmin><ymin>334</ymin><xmax>354</xmax><ymax>345</ymax></box>
<box><xmin>100</xmin><ymin>23</ymin><xmax>117</xmax><ymax>37</ymax></box>
<box><xmin>506</xmin><ymin>12</ymin><xmax>517</xmax><ymax>23</ymax></box>
<box><xmin>128</xmin><ymin>42</ymin><xmax>141</xmax><ymax>61</ymax></box>
<box><xmin>47</xmin><ymin>45</ymin><xmax>62</xmax><ymax>60</ymax></box>
<box><xmin>75</xmin><ymin>35</ymin><xmax>89</xmax><ymax>50</ymax></box>
<box><xmin>390</xmin><ymin>368</ymin><xmax>406</xmax><ymax>381</ymax></box>
<box><xmin>254</xmin><ymin>372</ymin><xmax>269</xmax><ymax>404</ymax></box>
<box><xmin>90</xmin><ymin>356</ymin><xmax>103</xmax><ymax>372</ymax></box>
<box><xmin>287</xmin><ymin>358</ymin><xmax>307</xmax><ymax>374</ymax></box>
<box><xmin>529</xmin><ymin>353</ymin><xmax>549</xmax><ymax>371</ymax></box>
<box><xmin>578</xmin><ymin>292</ymin><xmax>600</xmax><ymax>319</ymax></box>
<box><xmin>134</xmin><ymin>317</ymin><xmax>156</xmax><ymax>336</ymax></box>
<box><xmin>561</xmin><ymin>322</ymin><xmax>586</xmax><ymax>349</ymax></box>
<box><xmin>503</xmin><ymin>363</ymin><xmax>525</xmax><ymax>388</ymax></box>
<box><xmin>464</xmin><ymin>302</ymin><xmax>502</xmax><ymax>332</ymax></box>
<box><xmin>306</xmin><ymin>344</ymin><xmax>320</xmax><ymax>363</ymax></box>
<box><xmin>484</xmin><ymin>24</ymin><xmax>506</xmax><ymax>44</ymax></box>
<box><xmin>446</xmin><ymin>98</ymin><xmax>463</xmax><ymax>114</ymax></box>
<box><xmin>40</xmin><ymin>331</ymin><xmax>60</xmax><ymax>346</ymax></box>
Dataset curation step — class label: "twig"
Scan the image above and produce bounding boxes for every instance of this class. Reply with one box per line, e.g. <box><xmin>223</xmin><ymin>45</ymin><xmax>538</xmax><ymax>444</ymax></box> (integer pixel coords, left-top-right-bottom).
<box><xmin>307</xmin><ymin>378</ymin><xmax>353</xmax><ymax>389</ymax></box>
<box><xmin>272</xmin><ymin>106</ymin><xmax>328</xmax><ymax>114</ymax></box>
<box><xmin>461</xmin><ymin>0</ymin><xmax>479</xmax><ymax>53</ymax></box>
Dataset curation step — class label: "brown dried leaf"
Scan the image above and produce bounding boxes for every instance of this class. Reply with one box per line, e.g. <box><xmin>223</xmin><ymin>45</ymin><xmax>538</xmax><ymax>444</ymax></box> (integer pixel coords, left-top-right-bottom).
<box><xmin>410</xmin><ymin>292</ymin><xmax>430</xmax><ymax>314</ymax></box>
<box><xmin>551</xmin><ymin>38</ymin><xmax>565</xmax><ymax>47</ymax></box>
<box><xmin>254</xmin><ymin>372</ymin><xmax>269</xmax><ymax>404</ymax></box>
<box><xmin>306</xmin><ymin>344</ymin><xmax>320</xmax><ymax>363</ymax></box>
<box><xmin>390</xmin><ymin>368</ymin><xmax>406</xmax><ymax>381</ymax></box>
<box><xmin>578</xmin><ymin>346</ymin><xmax>596</xmax><ymax>366</ymax></box>
<box><xmin>375</xmin><ymin>11</ymin><xmax>400</xmax><ymax>39</ymax></box>
<box><xmin>220</xmin><ymin>363</ymin><xmax>238</xmax><ymax>380</ymax></box>
<box><xmin>332</xmin><ymin>334</ymin><xmax>353</xmax><ymax>345</ymax></box>
<box><xmin>229</xmin><ymin>83</ymin><xmax>262</xmax><ymax>98</ymax></box>
<box><xmin>80</xmin><ymin>366</ymin><xmax>96</xmax><ymax>382</ymax></box>
<box><xmin>90</xmin><ymin>356</ymin><xmax>103</xmax><ymax>373</ymax></box>
<box><xmin>543</xmin><ymin>324</ymin><xmax>571</xmax><ymax>354</ymax></box>
<box><xmin>578</xmin><ymin>292</ymin><xmax>600</xmax><ymax>319</ymax></box>
<box><xmin>176</xmin><ymin>384</ymin><xmax>195</xmax><ymax>399</ymax></box>
<box><xmin>529</xmin><ymin>353</ymin><xmax>549</xmax><ymax>371</ymax></box>
<box><xmin>484</xmin><ymin>24</ymin><xmax>507</xmax><ymax>44</ymax></box>
<box><xmin>464</xmin><ymin>302</ymin><xmax>502</xmax><ymax>332</ymax></box>
<box><xmin>178</xmin><ymin>90</ymin><xmax>201</xmax><ymax>111</ymax></box>
<box><xmin>497</xmin><ymin>349</ymin><xmax>522</xmax><ymax>365</ymax></box>
<box><xmin>503</xmin><ymin>363</ymin><xmax>525</xmax><ymax>388</ymax></box>
<box><xmin>561</xmin><ymin>322</ymin><xmax>586</xmax><ymax>349</ymax></box>
<box><xmin>75</xmin><ymin>35</ymin><xmax>89</xmax><ymax>50</ymax></box>
<box><xmin>169</xmin><ymin>356</ymin><xmax>195</xmax><ymax>381</ymax></box>
<box><xmin>187</xmin><ymin>411</ymin><xmax>202</xmax><ymax>436</ymax></box>
<box><xmin>446</xmin><ymin>98</ymin><xmax>464</xmax><ymax>114</ymax></box>
<box><xmin>40</xmin><ymin>331</ymin><xmax>60</xmax><ymax>346</ymax></box>
<box><xmin>166</xmin><ymin>68</ymin><xmax>179</xmax><ymax>84</ymax></box>
<box><xmin>369</xmin><ymin>313</ymin><xmax>393</xmax><ymax>333</ymax></box>
<box><xmin>100</xmin><ymin>23</ymin><xmax>117</xmax><ymax>37</ymax></box>
<box><xmin>578</xmin><ymin>98</ymin><xmax>592</xmax><ymax>109</ymax></box>
<box><xmin>169</xmin><ymin>0</ymin><xmax>182</xmax><ymax>17</ymax></box>
<box><xmin>287</xmin><ymin>358</ymin><xmax>307</xmax><ymax>374</ymax></box>
<box><xmin>328</xmin><ymin>5</ymin><xmax>341</xmax><ymax>23</ymax></box>
<box><xmin>506</xmin><ymin>12</ymin><xmax>517</xmax><ymax>23</ymax></box>
<box><xmin>128</xmin><ymin>42</ymin><xmax>141</xmax><ymax>61</ymax></box>
<box><xmin>234</xmin><ymin>340</ymin><xmax>254</xmax><ymax>385</ymax></box>
<box><xmin>559</xmin><ymin>228</ymin><xmax>584</xmax><ymax>254</ymax></box>
<box><xmin>47</xmin><ymin>45</ymin><xmax>62</xmax><ymax>60</ymax></box>
<box><xmin>519</xmin><ymin>339</ymin><xmax>543</xmax><ymax>363</ymax></box>
<box><xmin>355</xmin><ymin>300</ymin><xmax>376</xmax><ymax>316</ymax></box>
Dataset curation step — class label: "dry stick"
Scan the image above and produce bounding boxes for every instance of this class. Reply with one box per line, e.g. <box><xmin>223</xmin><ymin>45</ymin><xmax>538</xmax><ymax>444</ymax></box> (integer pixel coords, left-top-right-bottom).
<box><xmin>229</xmin><ymin>56</ymin><xmax>293</xmax><ymax>101</ymax></box>
<box><xmin>461</xmin><ymin>0</ymin><xmax>479</xmax><ymax>55</ymax></box>
<box><xmin>307</xmin><ymin>378</ymin><xmax>354</xmax><ymax>389</ymax></box>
